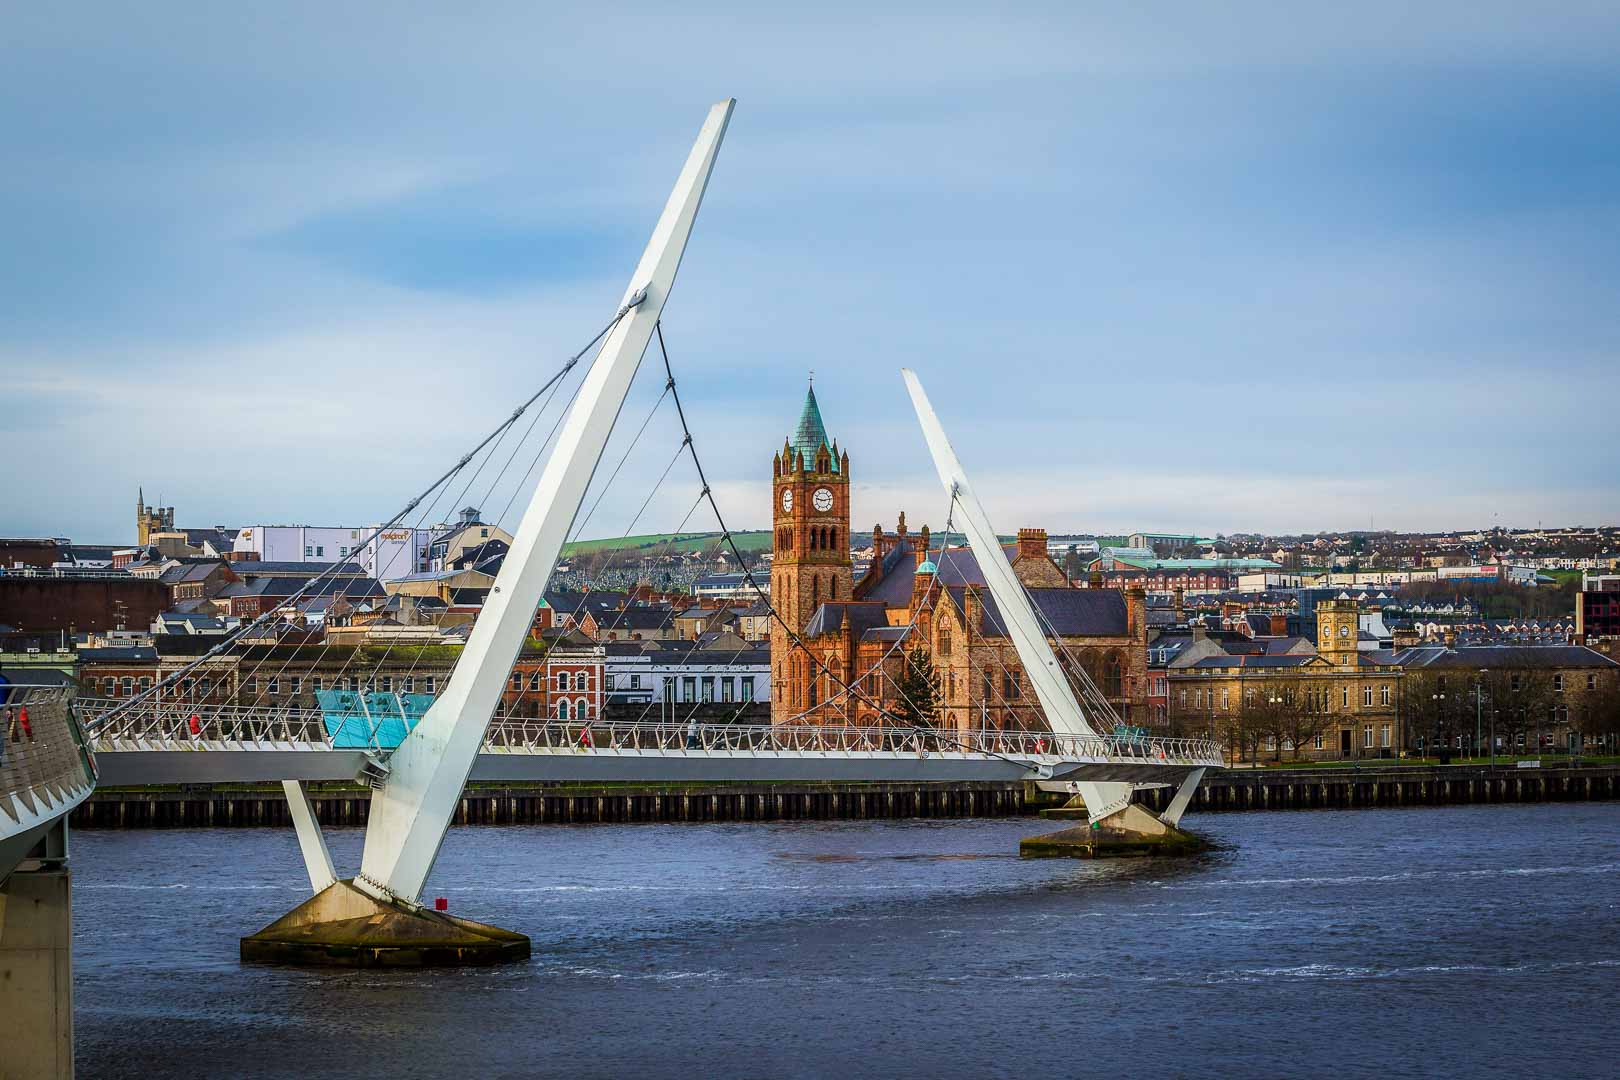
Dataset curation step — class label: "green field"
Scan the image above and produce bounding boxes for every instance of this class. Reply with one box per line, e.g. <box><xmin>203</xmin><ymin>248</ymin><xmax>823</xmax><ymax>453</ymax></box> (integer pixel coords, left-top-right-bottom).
<box><xmin>560</xmin><ymin>530</ymin><xmax>772</xmax><ymax>558</ymax></box>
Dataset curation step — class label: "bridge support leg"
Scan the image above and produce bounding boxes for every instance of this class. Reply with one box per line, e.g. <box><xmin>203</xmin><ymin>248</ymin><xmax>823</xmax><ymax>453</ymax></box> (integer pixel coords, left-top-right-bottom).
<box><xmin>282</xmin><ymin>781</ymin><xmax>337</xmax><ymax>895</ymax></box>
<box><xmin>1020</xmin><ymin>776</ymin><xmax>1208</xmax><ymax>858</ymax></box>
<box><xmin>0</xmin><ymin>822</ymin><xmax>75</xmax><ymax>1079</ymax></box>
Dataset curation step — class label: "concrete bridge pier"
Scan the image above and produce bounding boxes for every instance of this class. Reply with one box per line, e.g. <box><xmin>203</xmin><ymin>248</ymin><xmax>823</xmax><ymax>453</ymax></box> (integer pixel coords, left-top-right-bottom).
<box><xmin>0</xmin><ymin>821</ymin><xmax>75</xmax><ymax>1079</ymax></box>
<box><xmin>1022</xmin><ymin>772</ymin><xmax>1209</xmax><ymax>858</ymax></box>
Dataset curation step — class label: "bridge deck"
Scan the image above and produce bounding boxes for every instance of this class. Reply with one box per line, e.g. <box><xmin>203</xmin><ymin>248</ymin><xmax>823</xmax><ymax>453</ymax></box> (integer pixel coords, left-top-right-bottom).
<box><xmin>83</xmin><ymin>704</ymin><xmax>1222</xmax><ymax>788</ymax></box>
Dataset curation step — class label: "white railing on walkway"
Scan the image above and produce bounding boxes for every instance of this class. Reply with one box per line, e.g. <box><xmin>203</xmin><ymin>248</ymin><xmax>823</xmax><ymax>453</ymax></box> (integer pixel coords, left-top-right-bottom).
<box><xmin>78</xmin><ymin>699</ymin><xmax>1223</xmax><ymax>767</ymax></box>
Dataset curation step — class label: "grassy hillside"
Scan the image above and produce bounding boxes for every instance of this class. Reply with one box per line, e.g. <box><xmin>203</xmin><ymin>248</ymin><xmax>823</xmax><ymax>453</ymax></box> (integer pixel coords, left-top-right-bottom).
<box><xmin>560</xmin><ymin>530</ymin><xmax>772</xmax><ymax>558</ymax></box>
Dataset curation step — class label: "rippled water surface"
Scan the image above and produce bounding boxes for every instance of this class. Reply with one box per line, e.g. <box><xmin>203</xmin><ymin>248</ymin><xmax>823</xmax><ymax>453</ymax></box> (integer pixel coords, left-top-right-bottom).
<box><xmin>72</xmin><ymin>803</ymin><xmax>1620</xmax><ymax>1078</ymax></box>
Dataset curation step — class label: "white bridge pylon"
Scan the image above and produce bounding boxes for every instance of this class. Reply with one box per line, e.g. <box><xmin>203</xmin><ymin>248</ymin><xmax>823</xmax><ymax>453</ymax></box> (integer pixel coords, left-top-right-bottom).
<box><xmin>903</xmin><ymin>369</ymin><xmax>1156</xmax><ymax>826</ymax></box>
<box><xmin>354</xmin><ymin>100</ymin><xmax>736</xmax><ymax>905</ymax></box>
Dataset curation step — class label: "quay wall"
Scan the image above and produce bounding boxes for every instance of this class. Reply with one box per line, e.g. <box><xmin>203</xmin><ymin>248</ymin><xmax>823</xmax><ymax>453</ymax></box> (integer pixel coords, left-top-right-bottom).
<box><xmin>71</xmin><ymin>781</ymin><xmax>1029</xmax><ymax>829</ymax></box>
<box><xmin>1171</xmin><ymin>762</ymin><xmax>1620</xmax><ymax>814</ymax></box>
<box><xmin>69</xmin><ymin>764</ymin><xmax>1620</xmax><ymax>829</ymax></box>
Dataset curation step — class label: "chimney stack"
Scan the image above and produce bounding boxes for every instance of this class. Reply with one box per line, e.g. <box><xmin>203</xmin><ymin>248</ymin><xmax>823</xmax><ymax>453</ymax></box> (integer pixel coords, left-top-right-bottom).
<box><xmin>1016</xmin><ymin>528</ymin><xmax>1048</xmax><ymax>561</ymax></box>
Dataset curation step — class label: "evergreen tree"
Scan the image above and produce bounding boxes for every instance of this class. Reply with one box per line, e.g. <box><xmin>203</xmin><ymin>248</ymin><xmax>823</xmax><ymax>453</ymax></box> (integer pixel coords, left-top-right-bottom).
<box><xmin>894</xmin><ymin>646</ymin><xmax>939</xmax><ymax>727</ymax></box>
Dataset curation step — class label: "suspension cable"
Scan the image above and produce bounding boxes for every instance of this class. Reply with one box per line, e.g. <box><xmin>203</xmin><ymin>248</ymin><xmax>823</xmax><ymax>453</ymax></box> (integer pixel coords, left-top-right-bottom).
<box><xmin>651</xmin><ymin>323</ymin><xmax>1038</xmax><ymax>769</ymax></box>
<box><xmin>92</xmin><ymin>304</ymin><xmax>635</xmax><ymax>733</ymax></box>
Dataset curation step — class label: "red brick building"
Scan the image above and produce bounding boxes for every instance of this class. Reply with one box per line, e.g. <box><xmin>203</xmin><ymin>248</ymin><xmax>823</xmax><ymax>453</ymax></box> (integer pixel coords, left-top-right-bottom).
<box><xmin>502</xmin><ymin>632</ymin><xmax>606</xmax><ymax>721</ymax></box>
<box><xmin>767</xmin><ymin>385</ymin><xmax>1150</xmax><ymax>731</ymax></box>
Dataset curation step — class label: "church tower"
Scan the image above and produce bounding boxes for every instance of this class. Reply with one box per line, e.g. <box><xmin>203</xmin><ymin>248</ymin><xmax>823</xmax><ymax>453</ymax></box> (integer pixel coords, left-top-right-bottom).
<box><xmin>770</xmin><ymin>383</ymin><xmax>852</xmax><ymax>723</ymax></box>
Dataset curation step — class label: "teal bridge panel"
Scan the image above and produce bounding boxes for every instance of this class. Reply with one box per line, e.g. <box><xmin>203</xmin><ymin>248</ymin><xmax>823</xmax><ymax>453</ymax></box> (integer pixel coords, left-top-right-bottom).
<box><xmin>315</xmin><ymin>690</ymin><xmax>432</xmax><ymax>749</ymax></box>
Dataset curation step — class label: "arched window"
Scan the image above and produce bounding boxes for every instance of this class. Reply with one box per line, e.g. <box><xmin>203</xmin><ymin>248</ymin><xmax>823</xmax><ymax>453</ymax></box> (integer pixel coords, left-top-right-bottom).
<box><xmin>557</xmin><ymin>671</ymin><xmax>570</xmax><ymax>692</ymax></box>
<box><xmin>576</xmin><ymin>698</ymin><xmax>591</xmax><ymax>720</ymax></box>
<box><xmin>812</xmin><ymin>577</ymin><xmax>820</xmax><ymax>607</ymax></box>
<box><xmin>557</xmin><ymin>700</ymin><xmax>570</xmax><ymax>720</ymax></box>
<box><xmin>938</xmin><ymin>627</ymin><xmax>952</xmax><ymax>657</ymax></box>
<box><xmin>1104</xmin><ymin>653</ymin><xmax>1123</xmax><ymax>699</ymax></box>
<box><xmin>830</xmin><ymin>577</ymin><xmax>838</xmax><ymax>601</ymax></box>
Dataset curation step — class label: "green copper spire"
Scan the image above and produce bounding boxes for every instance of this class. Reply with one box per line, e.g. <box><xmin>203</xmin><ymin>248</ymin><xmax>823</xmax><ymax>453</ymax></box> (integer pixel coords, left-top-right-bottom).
<box><xmin>790</xmin><ymin>382</ymin><xmax>838</xmax><ymax>472</ymax></box>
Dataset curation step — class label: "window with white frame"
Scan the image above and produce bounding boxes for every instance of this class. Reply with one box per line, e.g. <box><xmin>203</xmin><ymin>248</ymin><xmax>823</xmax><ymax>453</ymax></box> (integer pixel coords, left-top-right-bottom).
<box><xmin>557</xmin><ymin>671</ymin><xmax>571</xmax><ymax>692</ymax></box>
<box><xmin>1363</xmin><ymin>724</ymin><xmax>1374</xmax><ymax>748</ymax></box>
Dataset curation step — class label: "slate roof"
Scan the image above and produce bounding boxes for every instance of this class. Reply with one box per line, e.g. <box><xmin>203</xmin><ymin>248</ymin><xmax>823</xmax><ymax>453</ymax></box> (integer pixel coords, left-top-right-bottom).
<box><xmin>1185</xmin><ymin>654</ymin><xmax>1317</xmax><ymax>670</ymax></box>
<box><xmin>217</xmin><ymin>576</ymin><xmax>383</xmax><ymax>599</ymax></box>
<box><xmin>978</xmin><ymin>587</ymin><xmax>1130</xmax><ymax>638</ymax></box>
<box><xmin>863</xmin><ymin>541</ymin><xmax>1020</xmax><ymax>606</ymax></box>
<box><xmin>77</xmin><ymin>646</ymin><xmax>159</xmax><ymax>663</ymax></box>
<box><xmin>159</xmin><ymin>561</ymin><xmax>224</xmax><ymax>584</ymax></box>
<box><xmin>803</xmin><ymin>602</ymin><xmax>892</xmax><ymax>639</ymax></box>
<box><xmin>597</xmin><ymin>607</ymin><xmax>678</xmax><ymax>631</ymax></box>
<box><xmin>1389</xmin><ymin>644</ymin><xmax>1620</xmax><ymax>670</ymax></box>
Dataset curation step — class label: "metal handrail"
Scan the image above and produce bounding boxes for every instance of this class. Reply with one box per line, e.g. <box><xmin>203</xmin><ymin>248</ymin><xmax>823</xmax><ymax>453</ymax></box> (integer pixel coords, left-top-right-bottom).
<box><xmin>1</xmin><ymin>685</ymin><xmax>97</xmax><ymax>835</ymax></box>
<box><xmin>80</xmin><ymin>698</ymin><xmax>1223</xmax><ymax>766</ymax></box>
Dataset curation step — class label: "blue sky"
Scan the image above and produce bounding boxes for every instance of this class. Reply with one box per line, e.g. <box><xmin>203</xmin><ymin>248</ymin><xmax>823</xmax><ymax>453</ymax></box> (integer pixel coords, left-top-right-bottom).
<box><xmin>4</xmin><ymin>3</ymin><xmax>1618</xmax><ymax>544</ymax></box>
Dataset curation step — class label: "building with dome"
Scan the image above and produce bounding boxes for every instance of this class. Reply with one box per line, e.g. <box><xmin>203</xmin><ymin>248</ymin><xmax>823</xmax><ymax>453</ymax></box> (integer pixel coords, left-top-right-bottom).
<box><xmin>768</xmin><ymin>383</ymin><xmax>1149</xmax><ymax>730</ymax></box>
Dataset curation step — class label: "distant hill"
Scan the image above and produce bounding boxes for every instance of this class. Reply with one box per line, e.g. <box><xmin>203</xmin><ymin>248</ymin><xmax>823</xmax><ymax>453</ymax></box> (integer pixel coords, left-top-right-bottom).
<box><xmin>560</xmin><ymin>530</ymin><xmax>772</xmax><ymax>558</ymax></box>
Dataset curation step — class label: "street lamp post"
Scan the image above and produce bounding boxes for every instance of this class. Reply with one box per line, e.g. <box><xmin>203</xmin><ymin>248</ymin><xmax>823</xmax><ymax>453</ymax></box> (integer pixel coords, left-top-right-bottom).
<box><xmin>1433</xmin><ymin>691</ymin><xmax>1445</xmax><ymax>764</ymax></box>
<box><xmin>1475</xmin><ymin>669</ymin><xmax>1487</xmax><ymax>766</ymax></box>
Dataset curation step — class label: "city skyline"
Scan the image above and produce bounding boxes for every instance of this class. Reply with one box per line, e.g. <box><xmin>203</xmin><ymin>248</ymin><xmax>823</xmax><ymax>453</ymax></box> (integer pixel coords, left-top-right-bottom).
<box><xmin>6</xmin><ymin>4</ymin><xmax>1620</xmax><ymax>541</ymax></box>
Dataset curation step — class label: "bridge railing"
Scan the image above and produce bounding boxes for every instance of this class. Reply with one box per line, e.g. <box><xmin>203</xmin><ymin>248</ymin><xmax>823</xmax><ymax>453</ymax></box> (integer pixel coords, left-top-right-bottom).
<box><xmin>1</xmin><ymin>684</ymin><xmax>98</xmax><ymax>840</ymax></box>
<box><xmin>78</xmin><ymin>698</ymin><xmax>330</xmax><ymax>746</ymax></box>
<box><xmin>79</xmin><ymin>699</ymin><xmax>1223</xmax><ymax>766</ymax></box>
<box><xmin>484</xmin><ymin>719</ymin><xmax>1220</xmax><ymax>763</ymax></box>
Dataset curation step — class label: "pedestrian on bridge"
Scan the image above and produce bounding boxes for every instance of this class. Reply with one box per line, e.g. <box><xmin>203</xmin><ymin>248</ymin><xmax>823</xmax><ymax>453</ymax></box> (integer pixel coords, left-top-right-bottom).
<box><xmin>685</xmin><ymin>716</ymin><xmax>699</xmax><ymax>750</ymax></box>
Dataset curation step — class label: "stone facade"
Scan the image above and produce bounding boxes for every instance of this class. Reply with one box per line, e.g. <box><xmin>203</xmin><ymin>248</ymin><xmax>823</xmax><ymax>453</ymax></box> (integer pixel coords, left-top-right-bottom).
<box><xmin>769</xmin><ymin>385</ymin><xmax>853</xmax><ymax>723</ymax></box>
<box><xmin>762</xmin><ymin>385</ymin><xmax>1149</xmax><ymax>731</ymax></box>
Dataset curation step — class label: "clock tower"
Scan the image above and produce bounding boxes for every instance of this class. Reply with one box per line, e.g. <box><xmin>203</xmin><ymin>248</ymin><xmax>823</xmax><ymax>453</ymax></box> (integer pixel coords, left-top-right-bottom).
<box><xmin>771</xmin><ymin>382</ymin><xmax>853</xmax><ymax>723</ymax></box>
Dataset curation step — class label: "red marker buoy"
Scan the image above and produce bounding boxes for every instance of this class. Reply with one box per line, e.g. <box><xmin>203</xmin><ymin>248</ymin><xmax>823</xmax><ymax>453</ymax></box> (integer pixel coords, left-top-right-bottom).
<box><xmin>434</xmin><ymin>897</ymin><xmax>449</xmax><ymax>912</ymax></box>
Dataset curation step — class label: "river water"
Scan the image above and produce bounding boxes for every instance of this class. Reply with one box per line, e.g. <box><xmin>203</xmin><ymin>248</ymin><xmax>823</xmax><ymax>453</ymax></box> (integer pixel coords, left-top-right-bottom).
<box><xmin>70</xmin><ymin>803</ymin><xmax>1618</xmax><ymax>1079</ymax></box>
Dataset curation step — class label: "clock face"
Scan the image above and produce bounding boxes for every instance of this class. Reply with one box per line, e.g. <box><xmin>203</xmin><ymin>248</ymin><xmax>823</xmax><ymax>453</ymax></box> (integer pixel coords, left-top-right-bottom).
<box><xmin>813</xmin><ymin>487</ymin><xmax>834</xmax><ymax>513</ymax></box>
<box><xmin>780</xmin><ymin>488</ymin><xmax>793</xmax><ymax>513</ymax></box>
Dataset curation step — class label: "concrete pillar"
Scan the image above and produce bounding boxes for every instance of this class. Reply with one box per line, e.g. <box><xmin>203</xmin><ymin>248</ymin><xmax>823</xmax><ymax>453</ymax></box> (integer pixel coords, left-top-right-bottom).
<box><xmin>0</xmin><ymin>866</ymin><xmax>75</xmax><ymax>1079</ymax></box>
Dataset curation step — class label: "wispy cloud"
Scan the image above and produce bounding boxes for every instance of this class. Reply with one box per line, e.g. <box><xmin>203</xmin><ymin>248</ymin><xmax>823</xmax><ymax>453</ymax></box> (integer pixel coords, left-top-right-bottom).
<box><xmin>3</xmin><ymin>2</ymin><xmax>1618</xmax><ymax>542</ymax></box>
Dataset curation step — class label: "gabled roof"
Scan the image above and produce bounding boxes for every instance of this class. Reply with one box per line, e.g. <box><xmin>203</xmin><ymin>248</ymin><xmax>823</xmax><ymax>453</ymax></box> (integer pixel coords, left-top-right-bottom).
<box><xmin>803</xmin><ymin>602</ymin><xmax>891</xmax><ymax>639</ymax></box>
